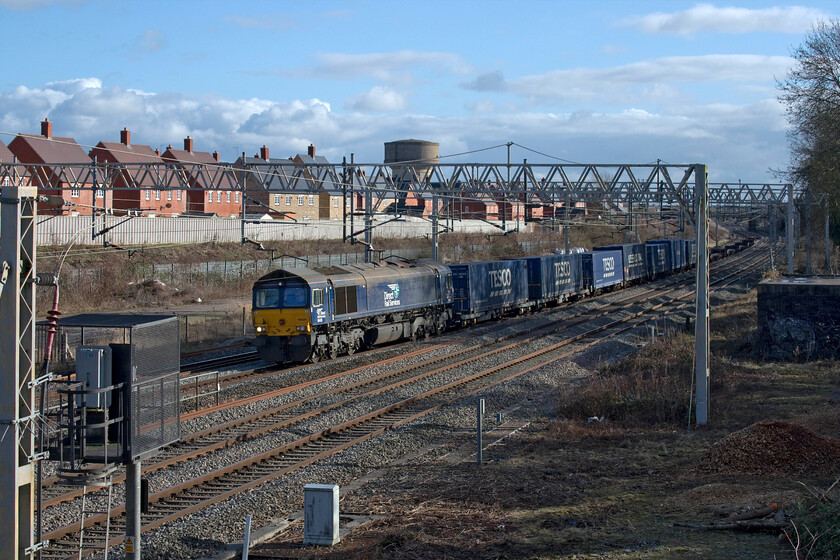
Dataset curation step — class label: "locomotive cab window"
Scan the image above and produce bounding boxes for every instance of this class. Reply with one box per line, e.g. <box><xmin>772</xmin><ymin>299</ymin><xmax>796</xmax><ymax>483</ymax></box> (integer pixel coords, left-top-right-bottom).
<box><xmin>312</xmin><ymin>288</ymin><xmax>324</xmax><ymax>307</ymax></box>
<box><xmin>254</xmin><ymin>285</ymin><xmax>308</xmax><ymax>309</ymax></box>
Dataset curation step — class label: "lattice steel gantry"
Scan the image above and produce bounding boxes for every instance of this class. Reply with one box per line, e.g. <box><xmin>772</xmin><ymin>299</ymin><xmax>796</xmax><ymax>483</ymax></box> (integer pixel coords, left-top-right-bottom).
<box><xmin>0</xmin><ymin>186</ymin><xmax>40</xmax><ymax>560</ymax></box>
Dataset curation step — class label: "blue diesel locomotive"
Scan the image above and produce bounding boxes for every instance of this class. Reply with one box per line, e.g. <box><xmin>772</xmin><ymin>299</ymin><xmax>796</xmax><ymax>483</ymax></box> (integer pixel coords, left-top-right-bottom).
<box><xmin>252</xmin><ymin>258</ymin><xmax>452</xmax><ymax>363</ymax></box>
<box><xmin>253</xmin><ymin>236</ymin><xmax>717</xmax><ymax>364</ymax></box>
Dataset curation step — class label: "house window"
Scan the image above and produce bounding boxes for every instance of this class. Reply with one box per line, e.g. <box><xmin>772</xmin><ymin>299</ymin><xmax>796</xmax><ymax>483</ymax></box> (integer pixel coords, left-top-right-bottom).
<box><xmin>177</xmin><ymin>190</ymin><xmax>182</xmax><ymax>201</ymax></box>
<box><xmin>217</xmin><ymin>191</ymin><xmax>222</xmax><ymax>202</ymax></box>
<box><xmin>95</xmin><ymin>189</ymin><xmax>104</xmax><ymax>199</ymax></box>
<box><xmin>274</xmin><ymin>195</ymin><xmax>281</xmax><ymax>205</ymax></box>
<box><xmin>298</xmin><ymin>195</ymin><xmax>304</xmax><ymax>206</ymax></box>
<box><xmin>71</xmin><ymin>188</ymin><xmax>80</xmax><ymax>198</ymax></box>
<box><xmin>155</xmin><ymin>190</ymin><xmax>160</xmax><ymax>201</ymax></box>
<box><xmin>308</xmin><ymin>195</ymin><xmax>314</xmax><ymax>206</ymax></box>
<box><xmin>146</xmin><ymin>190</ymin><xmax>151</xmax><ymax>201</ymax></box>
<box><xmin>235</xmin><ymin>192</ymin><xmax>240</xmax><ymax>203</ymax></box>
<box><xmin>208</xmin><ymin>191</ymin><xmax>213</xmax><ymax>202</ymax></box>
<box><xmin>285</xmin><ymin>195</ymin><xmax>291</xmax><ymax>206</ymax></box>
<box><xmin>333</xmin><ymin>198</ymin><xmax>339</xmax><ymax>207</ymax></box>
<box><xmin>167</xmin><ymin>190</ymin><xmax>172</xmax><ymax>201</ymax></box>
<box><xmin>226</xmin><ymin>191</ymin><xmax>231</xmax><ymax>203</ymax></box>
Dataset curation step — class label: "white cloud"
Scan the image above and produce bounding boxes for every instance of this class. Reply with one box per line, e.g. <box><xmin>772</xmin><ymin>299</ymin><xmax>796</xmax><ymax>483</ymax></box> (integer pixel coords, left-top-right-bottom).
<box><xmin>309</xmin><ymin>50</ymin><xmax>472</xmax><ymax>82</ymax></box>
<box><xmin>509</xmin><ymin>54</ymin><xmax>793</xmax><ymax>104</ymax></box>
<box><xmin>0</xmin><ymin>78</ymin><xmax>786</xmax><ymax>182</ymax></box>
<box><xmin>621</xmin><ymin>4</ymin><xmax>831</xmax><ymax>36</ymax></box>
<box><xmin>44</xmin><ymin>78</ymin><xmax>102</xmax><ymax>95</ymax></box>
<box><xmin>346</xmin><ymin>87</ymin><xmax>408</xmax><ymax>112</ymax></box>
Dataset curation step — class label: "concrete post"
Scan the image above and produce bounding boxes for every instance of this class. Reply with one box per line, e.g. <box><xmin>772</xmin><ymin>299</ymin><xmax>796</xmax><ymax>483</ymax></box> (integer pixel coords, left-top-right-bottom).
<box><xmin>788</xmin><ymin>184</ymin><xmax>795</xmax><ymax>274</ymax></box>
<box><xmin>476</xmin><ymin>398</ymin><xmax>485</xmax><ymax>466</ymax></box>
<box><xmin>564</xmin><ymin>194</ymin><xmax>570</xmax><ymax>254</ymax></box>
<box><xmin>693</xmin><ymin>166</ymin><xmax>710</xmax><ymax>425</ymax></box>
<box><xmin>806</xmin><ymin>197</ymin><xmax>812</xmax><ymax>275</ymax></box>
<box><xmin>826</xmin><ymin>196</ymin><xmax>831</xmax><ymax>271</ymax></box>
<box><xmin>431</xmin><ymin>192</ymin><xmax>438</xmax><ymax>261</ymax></box>
<box><xmin>126</xmin><ymin>460</ymin><xmax>142</xmax><ymax>559</ymax></box>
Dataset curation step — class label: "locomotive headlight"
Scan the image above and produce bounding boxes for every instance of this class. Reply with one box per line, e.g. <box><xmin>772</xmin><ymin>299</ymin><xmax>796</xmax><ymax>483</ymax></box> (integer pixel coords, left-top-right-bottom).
<box><xmin>256</xmin><ymin>326</ymin><xmax>266</xmax><ymax>333</ymax></box>
<box><xmin>296</xmin><ymin>325</ymin><xmax>308</xmax><ymax>332</ymax></box>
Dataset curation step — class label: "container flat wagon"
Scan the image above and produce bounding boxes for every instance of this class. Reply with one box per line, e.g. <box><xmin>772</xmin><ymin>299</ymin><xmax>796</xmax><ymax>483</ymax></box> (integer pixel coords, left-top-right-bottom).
<box><xmin>582</xmin><ymin>250</ymin><xmax>624</xmax><ymax>292</ymax></box>
<box><xmin>522</xmin><ymin>253</ymin><xmax>584</xmax><ymax>306</ymax></box>
<box><xmin>451</xmin><ymin>259</ymin><xmax>529</xmax><ymax>325</ymax></box>
<box><xmin>594</xmin><ymin>243</ymin><xmax>646</xmax><ymax>283</ymax></box>
<box><xmin>646</xmin><ymin>242</ymin><xmax>670</xmax><ymax>277</ymax></box>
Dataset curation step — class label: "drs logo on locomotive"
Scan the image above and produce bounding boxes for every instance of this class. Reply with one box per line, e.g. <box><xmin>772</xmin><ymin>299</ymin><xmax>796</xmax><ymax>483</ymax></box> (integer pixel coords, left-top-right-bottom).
<box><xmin>384</xmin><ymin>283</ymin><xmax>401</xmax><ymax>307</ymax></box>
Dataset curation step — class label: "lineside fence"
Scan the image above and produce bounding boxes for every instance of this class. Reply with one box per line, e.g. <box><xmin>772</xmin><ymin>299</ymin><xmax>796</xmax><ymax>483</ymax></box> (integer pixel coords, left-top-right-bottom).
<box><xmin>35</xmin><ymin>214</ymin><xmax>507</xmax><ymax>247</ymax></box>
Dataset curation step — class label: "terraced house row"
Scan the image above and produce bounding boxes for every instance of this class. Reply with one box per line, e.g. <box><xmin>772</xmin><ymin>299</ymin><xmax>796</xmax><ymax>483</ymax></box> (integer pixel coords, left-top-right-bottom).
<box><xmin>0</xmin><ymin>119</ymin><xmax>351</xmax><ymax>220</ymax></box>
<box><xmin>0</xmin><ymin>119</ymin><xmax>582</xmax><ymax>222</ymax></box>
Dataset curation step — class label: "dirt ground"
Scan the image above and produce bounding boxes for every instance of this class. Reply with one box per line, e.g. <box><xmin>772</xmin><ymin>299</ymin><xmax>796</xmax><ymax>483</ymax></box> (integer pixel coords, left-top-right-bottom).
<box><xmin>246</xmin><ymin>292</ymin><xmax>840</xmax><ymax>560</ymax></box>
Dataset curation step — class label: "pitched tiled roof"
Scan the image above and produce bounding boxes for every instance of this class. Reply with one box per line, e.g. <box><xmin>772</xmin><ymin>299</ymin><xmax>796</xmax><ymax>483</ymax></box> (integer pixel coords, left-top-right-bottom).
<box><xmin>93</xmin><ymin>142</ymin><xmax>165</xmax><ymax>188</ymax></box>
<box><xmin>294</xmin><ymin>153</ymin><xmax>341</xmax><ymax>194</ymax></box>
<box><xmin>163</xmin><ymin>148</ymin><xmax>237</xmax><ymax>190</ymax></box>
<box><xmin>12</xmin><ymin>134</ymin><xmax>91</xmax><ymax>164</ymax></box>
<box><xmin>10</xmin><ymin>133</ymin><xmax>92</xmax><ymax>182</ymax></box>
<box><xmin>95</xmin><ymin>141</ymin><xmax>162</xmax><ymax>164</ymax></box>
<box><xmin>0</xmin><ymin>139</ymin><xmax>28</xmax><ymax>180</ymax></box>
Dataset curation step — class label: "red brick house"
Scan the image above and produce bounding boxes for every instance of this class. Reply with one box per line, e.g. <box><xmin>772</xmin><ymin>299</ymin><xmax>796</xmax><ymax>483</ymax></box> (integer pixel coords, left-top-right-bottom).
<box><xmin>8</xmin><ymin>119</ymin><xmax>95</xmax><ymax>215</ymax></box>
<box><xmin>162</xmin><ymin>137</ymin><xmax>240</xmax><ymax>217</ymax></box>
<box><xmin>89</xmin><ymin>128</ymin><xmax>171</xmax><ymax>216</ymax></box>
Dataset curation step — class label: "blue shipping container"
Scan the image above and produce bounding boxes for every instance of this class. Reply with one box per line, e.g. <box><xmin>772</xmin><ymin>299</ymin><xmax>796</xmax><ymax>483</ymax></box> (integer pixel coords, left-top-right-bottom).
<box><xmin>451</xmin><ymin>259</ymin><xmax>528</xmax><ymax>321</ymax></box>
<box><xmin>523</xmin><ymin>253</ymin><xmax>583</xmax><ymax>302</ymax></box>
<box><xmin>684</xmin><ymin>239</ymin><xmax>697</xmax><ymax>267</ymax></box>
<box><xmin>581</xmin><ymin>250</ymin><xmax>624</xmax><ymax>290</ymax></box>
<box><xmin>645</xmin><ymin>242</ymin><xmax>670</xmax><ymax>277</ymax></box>
<box><xmin>594</xmin><ymin>243</ymin><xmax>646</xmax><ymax>282</ymax></box>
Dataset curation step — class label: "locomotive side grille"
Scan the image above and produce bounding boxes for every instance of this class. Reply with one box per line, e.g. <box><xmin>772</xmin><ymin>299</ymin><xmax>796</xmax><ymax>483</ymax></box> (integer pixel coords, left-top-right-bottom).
<box><xmin>334</xmin><ymin>285</ymin><xmax>358</xmax><ymax>315</ymax></box>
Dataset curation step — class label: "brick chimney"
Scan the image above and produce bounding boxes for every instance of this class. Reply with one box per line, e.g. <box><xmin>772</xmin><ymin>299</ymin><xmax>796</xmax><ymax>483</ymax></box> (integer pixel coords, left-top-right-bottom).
<box><xmin>260</xmin><ymin>145</ymin><xmax>269</xmax><ymax>160</ymax></box>
<box><xmin>308</xmin><ymin>144</ymin><xmax>315</xmax><ymax>157</ymax></box>
<box><xmin>184</xmin><ymin>136</ymin><xmax>194</xmax><ymax>153</ymax></box>
<box><xmin>213</xmin><ymin>151</ymin><xmax>220</xmax><ymax>162</ymax></box>
<box><xmin>41</xmin><ymin>118</ymin><xmax>52</xmax><ymax>139</ymax></box>
<box><xmin>155</xmin><ymin>148</ymin><xmax>161</xmax><ymax>156</ymax></box>
<box><xmin>121</xmin><ymin>127</ymin><xmax>131</xmax><ymax>145</ymax></box>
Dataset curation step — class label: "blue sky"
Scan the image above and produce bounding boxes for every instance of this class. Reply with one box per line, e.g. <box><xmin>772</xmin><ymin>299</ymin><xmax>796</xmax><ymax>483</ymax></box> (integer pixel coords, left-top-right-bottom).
<box><xmin>0</xmin><ymin>0</ymin><xmax>836</xmax><ymax>181</ymax></box>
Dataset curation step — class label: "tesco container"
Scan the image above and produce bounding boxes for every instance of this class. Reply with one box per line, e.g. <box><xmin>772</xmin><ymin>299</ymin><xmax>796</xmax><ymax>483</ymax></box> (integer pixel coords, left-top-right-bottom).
<box><xmin>581</xmin><ymin>250</ymin><xmax>624</xmax><ymax>291</ymax></box>
<box><xmin>450</xmin><ymin>259</ymin><xmax>528</xmax><ymax>323</ymax></box>
<box><xmin>594</xmin><ymin>243</ymin><xmax>646</xmax><ymax>282</ymax></box>
<box><xmin>522</xmin><ymin>253</ymin><xmax>584</xmax><ymax>303</ymax></box>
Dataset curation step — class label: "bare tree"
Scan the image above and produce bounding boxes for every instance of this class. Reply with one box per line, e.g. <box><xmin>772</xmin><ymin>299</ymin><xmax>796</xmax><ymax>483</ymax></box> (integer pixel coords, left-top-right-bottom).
<box><xmin>778</xmin><ymin>19</ymin><xmax>840</xmax><ymax>239</ymax></box>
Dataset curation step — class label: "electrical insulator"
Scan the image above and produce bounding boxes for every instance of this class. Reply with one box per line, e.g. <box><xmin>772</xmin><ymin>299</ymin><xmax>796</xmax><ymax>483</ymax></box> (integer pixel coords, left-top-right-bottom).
<box><xmin>33</xmin><ymin>272</ymin><xmax>58</xmax><ymax>286</ymax></box>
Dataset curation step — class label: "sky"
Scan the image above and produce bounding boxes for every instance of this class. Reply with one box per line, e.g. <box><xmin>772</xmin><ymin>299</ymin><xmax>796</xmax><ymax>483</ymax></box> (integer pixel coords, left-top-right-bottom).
<box><xmin>0</xmin><ymin>0</ymin><xmax>836</xmax><ymax>182</ymax></box>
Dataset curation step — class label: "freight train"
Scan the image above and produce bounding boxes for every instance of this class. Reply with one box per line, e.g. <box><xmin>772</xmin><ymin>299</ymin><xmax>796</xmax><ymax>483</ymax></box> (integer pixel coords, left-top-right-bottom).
<box><xmin>252</xmin><ymin>237</ymin><xmax>753</xmax><ymax>364</ymax></box>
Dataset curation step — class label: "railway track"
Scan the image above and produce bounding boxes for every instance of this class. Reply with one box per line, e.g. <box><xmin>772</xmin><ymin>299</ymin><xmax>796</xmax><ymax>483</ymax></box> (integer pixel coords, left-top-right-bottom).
<box><xmin>37</xmin><ymin>243</ymin><xmax>771</xmax><ymax>559</ymax></box>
